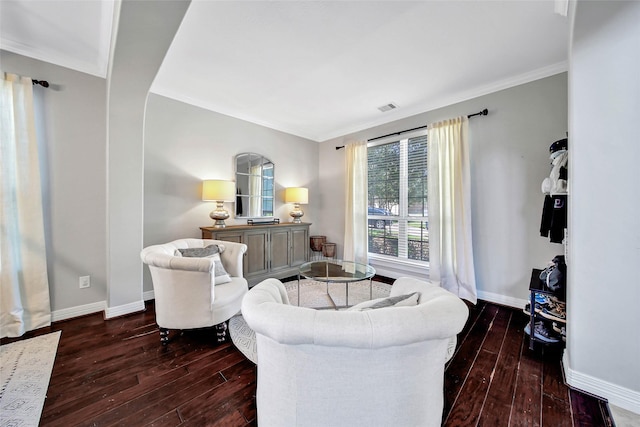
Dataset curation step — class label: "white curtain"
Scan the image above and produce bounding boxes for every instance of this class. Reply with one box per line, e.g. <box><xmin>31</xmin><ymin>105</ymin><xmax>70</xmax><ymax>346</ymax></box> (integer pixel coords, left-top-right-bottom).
<box><xmin>427</xmin><ymin>116</ymin><xmax>477</xmax><ymax>303</ymax></box>
<box><xmin>343</xmin><ymin>141</ymin><xmax>368</xmax><ymax>264</ymax></box>
<box><xmin>0</xmin><ymin>72</ymin><xmax>52</xmax><ymax>338</ymax></box>
<box><xmin>248</xmin><ymin>165</ymin><xmax>262</xmax><ymax>217</ymax></box>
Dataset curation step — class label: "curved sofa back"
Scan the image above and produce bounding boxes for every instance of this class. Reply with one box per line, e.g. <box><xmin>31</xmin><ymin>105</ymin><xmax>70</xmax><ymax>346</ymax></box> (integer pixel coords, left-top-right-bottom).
<box><xmin>242</xmin><ymin>277</ymin><xmax>469</xmax><ymax>349</ymax></box>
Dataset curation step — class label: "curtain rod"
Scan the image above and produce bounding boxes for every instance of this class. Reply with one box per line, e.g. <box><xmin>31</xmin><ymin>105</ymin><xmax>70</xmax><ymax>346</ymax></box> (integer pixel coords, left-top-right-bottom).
<box><xmin>335</xmin><ymin>108</ymin><xmax>488</xmax><ymax>150</ymax></box>
<box><xmin>32</xmin><ymin>80</ymin><xmax>50</xmax><ymax>88</ymax></box>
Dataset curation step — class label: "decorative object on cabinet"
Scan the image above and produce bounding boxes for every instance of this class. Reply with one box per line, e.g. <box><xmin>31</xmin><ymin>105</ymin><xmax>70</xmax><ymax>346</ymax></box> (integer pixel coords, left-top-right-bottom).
<box><xmin>201</xmin><ymin>222</ymin><xmax>310</xmax><ymax>286</ymax></box>
<box><xmin>247</xmin><ymin>218</ymin><xmax>280</xmax><ymax>225</ymax></box>
<box><xmin>202</xmin><ymin>179</ymin><xmax>236</xmax><ymax>228</ymax></box>
<box><xmin>235</xmin><ymin>153</ymin><xmax>274</xmax><ymax>218</ymax></box>
<box><xmin>284</xmin><ymin>187</ymin><xmax>308</xmax><ymax>223</ymax></box>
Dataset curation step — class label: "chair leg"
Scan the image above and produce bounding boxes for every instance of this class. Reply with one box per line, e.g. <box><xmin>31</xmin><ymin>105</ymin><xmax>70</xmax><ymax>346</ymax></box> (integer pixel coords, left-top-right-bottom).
<box><xmin>159</xmin><ymin>327</ymin><xmax>169</xmax><ymax>345</ymax></box>
<box><xmin>215</xmin><ymin>321</ymin><xmax>228</xmax><ymax>343</ymax></box>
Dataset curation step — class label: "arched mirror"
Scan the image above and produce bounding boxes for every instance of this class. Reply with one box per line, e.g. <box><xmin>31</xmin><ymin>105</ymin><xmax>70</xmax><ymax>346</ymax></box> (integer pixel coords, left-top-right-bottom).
<box><xmin>235</xmin><ymin>153</ymin><xmax>275</xmax><ymax>218</ymax></box>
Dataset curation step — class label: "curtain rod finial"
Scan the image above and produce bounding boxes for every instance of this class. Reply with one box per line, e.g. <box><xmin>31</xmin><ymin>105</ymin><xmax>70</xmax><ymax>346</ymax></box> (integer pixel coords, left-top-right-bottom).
<box><xmin>32</xmin><ymin>79</ymin><xmax>49</xmax><ymax>88</ymax></box>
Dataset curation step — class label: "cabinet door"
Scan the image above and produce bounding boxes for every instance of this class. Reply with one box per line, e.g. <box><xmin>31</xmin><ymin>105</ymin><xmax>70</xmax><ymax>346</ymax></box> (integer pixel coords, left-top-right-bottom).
<box><xmin>244</xmin><ymin>230</ymin><xmax>269</xmax><ymax>278</ymax></box>
<box><xmin>290</xmin><ymin>227</ymin><xmax>308</xmax><ymax>267</ymax></box>
<box><xmin>270</xmin><ymin>228</ymin><xmax>291</xmax><ymax>272</ymax></box>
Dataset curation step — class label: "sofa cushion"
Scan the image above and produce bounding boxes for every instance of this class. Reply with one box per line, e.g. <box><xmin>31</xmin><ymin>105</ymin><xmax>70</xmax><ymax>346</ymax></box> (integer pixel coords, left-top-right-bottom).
<box><xmin>348</xmin><ymin>292</ymin><xmax>420</xmax><ymax>311</ymax></box>
<box><xmin>174</xmin><ymin>245</ymin><xmax>231</xmax><ymax>284</ymax></box>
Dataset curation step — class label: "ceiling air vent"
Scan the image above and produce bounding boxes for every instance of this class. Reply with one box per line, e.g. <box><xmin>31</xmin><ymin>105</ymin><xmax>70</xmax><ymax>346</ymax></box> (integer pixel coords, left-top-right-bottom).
<box><xmin>378</xmin><ymin>103</ymin><xmax>398</xmax><ymax>112</ymax></box>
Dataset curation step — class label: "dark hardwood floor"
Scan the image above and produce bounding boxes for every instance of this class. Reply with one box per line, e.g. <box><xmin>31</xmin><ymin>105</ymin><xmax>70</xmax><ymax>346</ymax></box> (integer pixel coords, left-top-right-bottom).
<box><xmin>2</xmin><ymin>296</ymin><xmax>612</xmax><ymax>426</ymax></box>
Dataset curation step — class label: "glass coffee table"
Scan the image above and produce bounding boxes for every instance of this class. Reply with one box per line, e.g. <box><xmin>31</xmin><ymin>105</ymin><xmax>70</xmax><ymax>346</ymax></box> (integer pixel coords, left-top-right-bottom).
<box><xmin>297</xmin><ymin>260</ymin><xmax>376</xmax><ymax>309</ymax></box>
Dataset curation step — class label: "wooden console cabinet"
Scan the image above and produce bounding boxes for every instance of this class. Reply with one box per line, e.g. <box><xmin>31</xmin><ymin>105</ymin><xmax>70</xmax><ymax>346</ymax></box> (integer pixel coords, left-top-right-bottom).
<box><xmin>201</xmin><ymin>222</ymin><xmax>310</xmax><ymax>286</ymax></box>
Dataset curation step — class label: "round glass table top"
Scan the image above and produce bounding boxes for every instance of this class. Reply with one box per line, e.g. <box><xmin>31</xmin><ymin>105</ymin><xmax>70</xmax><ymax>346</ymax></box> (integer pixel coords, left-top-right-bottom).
<box><xmin>298</xmin><ymin>260</ymin><xmax>376</xmax><ymax>283</ymax></box>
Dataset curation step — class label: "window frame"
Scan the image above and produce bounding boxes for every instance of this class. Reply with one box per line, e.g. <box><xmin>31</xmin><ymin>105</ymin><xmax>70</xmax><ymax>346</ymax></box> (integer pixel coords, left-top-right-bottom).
<box><xmin>367</xmin><ymin>129</ymin><xmax>429</xmax><ymax>267</ymax></box>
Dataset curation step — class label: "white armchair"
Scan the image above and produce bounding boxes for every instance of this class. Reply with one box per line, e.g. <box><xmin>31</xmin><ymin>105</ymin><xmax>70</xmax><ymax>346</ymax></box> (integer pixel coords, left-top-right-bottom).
<box><xmin>140</xmin><ymin>238</ymin><xmax>248</xmax><ymax>345</ymax></box>
<box><xmin>242</xmin><ymin>277</ymin><xmax>469</xmax><ymax>427</ymax></box>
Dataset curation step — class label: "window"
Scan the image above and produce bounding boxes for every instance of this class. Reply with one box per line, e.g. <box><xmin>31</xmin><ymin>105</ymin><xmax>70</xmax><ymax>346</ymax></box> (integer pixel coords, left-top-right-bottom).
<box><xmin>262</xmin><ymin>164</ymin><xmax>274</xmax><ymax>216</ymax></box>
<box><xmin>367</xmin><ymin>132</ymin><xmax>429</xmax><ymax>262</ymax></box>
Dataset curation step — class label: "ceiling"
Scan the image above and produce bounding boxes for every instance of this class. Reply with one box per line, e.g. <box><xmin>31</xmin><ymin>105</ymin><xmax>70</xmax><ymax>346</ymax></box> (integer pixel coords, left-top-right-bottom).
<box><xmin>0</xmin><ymin>1</ymin><xmax>570</xmax><ymax>142</ymax></box>
<box><xmin>0</xmin><ymin>0</ymin><xmax>115</xmax><ymax>78</ymax></box>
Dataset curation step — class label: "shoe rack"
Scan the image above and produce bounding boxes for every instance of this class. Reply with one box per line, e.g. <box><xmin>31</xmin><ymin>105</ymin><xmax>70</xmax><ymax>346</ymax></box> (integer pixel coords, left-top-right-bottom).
<box><xmin>526</xmin><ymin>268</ymin><xmax>566</xmax><ymax>350</ymax></box>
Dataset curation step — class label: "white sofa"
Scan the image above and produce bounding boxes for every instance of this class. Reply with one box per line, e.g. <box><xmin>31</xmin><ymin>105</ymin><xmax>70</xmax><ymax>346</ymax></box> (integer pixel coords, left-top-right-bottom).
<box><xmin>241</xmin><ymin>277</ymin><xmax>469</xmax><ymax>427</ymax></box>
<box><xmin>140</xmin><ymin>238</ymin><xmax>248</xmax><ymax>344</ymax></box>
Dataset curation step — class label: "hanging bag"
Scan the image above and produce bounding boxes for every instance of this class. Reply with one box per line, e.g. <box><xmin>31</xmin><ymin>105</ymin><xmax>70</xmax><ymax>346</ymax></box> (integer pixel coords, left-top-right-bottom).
<box><xmin>539</xmin><ymin>255</ymin><xmax>566</xmax><ymax>294</ymax></box>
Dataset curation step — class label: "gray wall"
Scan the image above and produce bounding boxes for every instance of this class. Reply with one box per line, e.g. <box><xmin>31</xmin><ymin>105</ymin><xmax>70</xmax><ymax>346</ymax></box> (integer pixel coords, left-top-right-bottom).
<box><xmin>142</xmin><ymin>94</ymin><xmax>320</xmax><ymax>292</ymax></box>
<box><xmin>1</xmin><ymin>50</ymin><xmax>108</xmax><ymax>315</ymax></box>
<box><xmin>319</xmin><ymin>73</ymin><xmax>568</xmax><ymax>306</ymax></box>
<box><xmin>567</xmin><ymin>0</ymin><xmax>640</xmax><ymax>412</ymax></box>
<box><xmin>0</xmin><ymin>50</ymin><xmax>321</xmax><ymax>311</ymax></box>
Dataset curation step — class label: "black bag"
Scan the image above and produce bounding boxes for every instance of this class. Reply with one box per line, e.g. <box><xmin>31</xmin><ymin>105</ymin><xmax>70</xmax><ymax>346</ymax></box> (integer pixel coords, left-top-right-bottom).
<box><xmin>539</xmin><ymin>255</ymin><xmax>566</xmax><ymax>296</ymax></box>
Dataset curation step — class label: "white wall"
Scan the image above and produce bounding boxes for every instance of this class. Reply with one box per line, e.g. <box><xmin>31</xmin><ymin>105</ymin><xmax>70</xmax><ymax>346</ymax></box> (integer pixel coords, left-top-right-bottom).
<box><xmin>142</xmin><ymin>94</ymin><xmax>320</xmax><ymax>292</ymax></box>
<box><xmin>319</xmin><ymin>73</ymin><xmax>568</xmax><ymax>306</ymax></box>
<box><xmin>0</xmin><ymin>50</ymin><xmax>108</xmax><ymax>316</ymax></box>
<box><xmin>565</xmin><ymin>0</ymin><xmax>640</xmax><ymax>413</ymax></box>
<box><xmin>105</xmin><ymin>0</ymin><xmax>190</xmax><ymax>317</ymax></box>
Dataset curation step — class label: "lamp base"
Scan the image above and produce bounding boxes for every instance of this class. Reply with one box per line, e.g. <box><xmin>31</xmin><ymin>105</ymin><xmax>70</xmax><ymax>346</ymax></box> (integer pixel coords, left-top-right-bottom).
<box><xmin>212</xmin><ymin>219</ymin><xmax>227</xmax><ymax>228</ymax></box>
<box><xmin>210</xmin><ymin>201</ymin><xmax>230</xmax><ymax>228</ymax></box>
<box><xmin>289</xmin><ymin>205</ymin><xmax>304</xmax><ymax>224</ymax></box>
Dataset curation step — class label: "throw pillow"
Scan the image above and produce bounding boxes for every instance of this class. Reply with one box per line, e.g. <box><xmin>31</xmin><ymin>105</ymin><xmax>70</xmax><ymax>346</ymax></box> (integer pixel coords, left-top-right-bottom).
<box><xmin>174</xmin><ymin>244</ymin><xmax>224</xmax><ymax>257</ymax></box>
<box><xmin>174</xmin><ymin>245</ymin><xmax>231</xmax><ymax>284</ymax></box>
<box><xmin>208</xmin><ymin>253</ymin><xmax>231</xmax><ymax>284</ymax></box>
<box><xmin>348</xmin><ymin>292</ymin><xmax>420</xmax><ymax>311</ymax></box>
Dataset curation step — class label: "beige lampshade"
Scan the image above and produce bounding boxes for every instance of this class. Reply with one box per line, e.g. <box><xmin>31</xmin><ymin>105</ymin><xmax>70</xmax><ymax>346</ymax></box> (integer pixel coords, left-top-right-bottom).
<box><xmin>284</xmin><ymin>187</ymin><xmax>308</xmax><ymax>204</ymax></box>
<box><xmin>202</xmin><ymin>180</ymin><xmax>235</xmax><ymax>202</ymax></box>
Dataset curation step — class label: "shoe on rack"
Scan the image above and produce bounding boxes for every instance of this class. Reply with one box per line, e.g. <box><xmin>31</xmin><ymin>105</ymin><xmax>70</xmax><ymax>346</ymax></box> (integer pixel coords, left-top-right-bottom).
<box><xmin>534</xmin><ymin>293</ymin><xmax>550</xmax><ymax>305</ymax></box>
<box><xmin>540</xmin><ymin>304</ymin><xmax>567</xmax><ymax>323</ymax></box>
<box><xmin>548</xmin><ymin>295</ymin><xmax>566</xmax><ymax>305</ymax></box>
<box><xmin>526</xmin><ymin>297</ymin><xmax>563</xmax><ymax>316</ymax></box>
<box><xmin>543</xmin><ymin>296</ymin><xmax>565</xmax><ymax>310</ymax></box>
<box><xmin>523</xmin><ymin>302</ymin><xmax>544</xmax><ymax>316</ymax></box>
<box><xmin>524</xmin><ymin>321</ymin><xmax>561</xmax><ymax>343</ymax></box>
<box><xmin>552</xmin><ymin>322</ymin><xmax>566</xmax><ymax>341</ymax></box>
<box><xmin>533</xmin><ymin>321</ymin><xmax>562</xmax><ymax>343</ymax></box>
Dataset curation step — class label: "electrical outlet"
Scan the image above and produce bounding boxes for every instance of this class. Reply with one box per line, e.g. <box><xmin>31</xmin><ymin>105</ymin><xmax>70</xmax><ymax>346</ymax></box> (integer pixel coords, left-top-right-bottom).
<box><xmin>79</xmin><ymin>275</ymin><xmax>90</xmax><ymax>289</ymax></box>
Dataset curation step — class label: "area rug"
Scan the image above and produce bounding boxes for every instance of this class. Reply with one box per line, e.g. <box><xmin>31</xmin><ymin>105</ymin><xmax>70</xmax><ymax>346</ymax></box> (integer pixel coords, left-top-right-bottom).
<box><xmin>229</xmin><ymin>279</ymin><xmax>391</xmax><ymax>364</ymax></box>
<box><xmin>0</xmin><ymin>331</ymin><xmax>61</xmax><ymax>427</ymax></box>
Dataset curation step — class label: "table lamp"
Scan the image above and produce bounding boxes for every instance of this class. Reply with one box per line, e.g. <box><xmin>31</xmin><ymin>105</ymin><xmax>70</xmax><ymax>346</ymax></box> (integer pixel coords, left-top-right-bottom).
<box><xmin>284</xmin><ymin>187</ymin><xmax>308</xmax><ymax>223</ymax></box>
<box><xmin>202</xmin><ymin>180</ymin><xmax>236</xmax><ymax>228</ymax></box>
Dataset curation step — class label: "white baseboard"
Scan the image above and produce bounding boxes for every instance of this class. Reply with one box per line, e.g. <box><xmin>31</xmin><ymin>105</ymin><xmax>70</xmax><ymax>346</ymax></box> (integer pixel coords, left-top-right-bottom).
<box><xmin>51</xmin><ymin>301</ymin><xmax>106</xmax><ymax>322</ymax></box>
<box><xmin>368</xmin><ymin>257</ymin><xmax>429</xmax><ymax>282</ymax></box>
<box><xmin>52</xmin><ymin>297</ymin><xmax>151</xmax><ymax>323</ymax></box>
<box><xmin>563</xmin><ymin>351</ymin><xmax>640</xmax><ymax>414</ymax></box>
<box><xmin>143</xmin><ymin>290</ymin><xmax>155</xmax><ymax>301</ymax></box>
<box><xmin>369</xmin><ymin>261</ymin><xmax>528</xmax><ymax>309</ymax></box>
<box><xmin>104</xmin><ymin>300</ymin><xmax>146</xmax><ymax>319</ymax></box>
<box><xmin>477</xmin><ymin>290</ymin><xmax>528</xmax><ymax>309</ymax></box>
